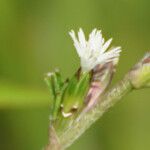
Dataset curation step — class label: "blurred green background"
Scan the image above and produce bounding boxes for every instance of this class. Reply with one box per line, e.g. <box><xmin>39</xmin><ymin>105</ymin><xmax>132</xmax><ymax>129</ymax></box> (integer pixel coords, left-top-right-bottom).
<box><xmin>0</xmin><ymin>0</ymin><xmax>150</xmax><ymax>150</ymax></box>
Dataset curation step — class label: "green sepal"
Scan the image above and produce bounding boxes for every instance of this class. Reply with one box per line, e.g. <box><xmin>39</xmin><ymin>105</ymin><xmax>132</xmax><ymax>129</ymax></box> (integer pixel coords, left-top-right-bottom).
<box><xmin>74</xmin><ymin>72</ymin><xmax>90</xmax><ymax>98</ymax></box>
<box><xmin>52</xmin><ymin>81</ymin><xmax>68</xmax><ymax>120</ymax></box>
<box><xmin>44</xmin><ymin>70</ymin><xmax>66</xmax><ymax>121</ymax></box>
<box><xmin>61</xmin><ymin>75</ymin><xmax>78</xmax><ymax>104</ymax></box>
<box><xmin>44</xmin><ymin>73</ymin><xmax>55</xmax><ymax>100</ymax></box>
<box><xmin>61</xmin><ymin>72</ymin><xmax>90</xmax><ymax>116</ymax></box>
<box><xmin>44</xmin><ymin>70</ymin><xmax>63</xmax><ymax>99</ymax></box>
<box><xmin>54</xmin><ymin>72</ymin><xmax>91</xmax><ymax>133</ymax></box>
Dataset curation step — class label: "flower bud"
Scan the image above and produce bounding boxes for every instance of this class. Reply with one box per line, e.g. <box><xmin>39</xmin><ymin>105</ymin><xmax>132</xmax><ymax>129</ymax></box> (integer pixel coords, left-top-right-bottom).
<box><xmin>129</xmin><ymin>52</ymin><xmax>150</xmax><ymax>89</ymax></box>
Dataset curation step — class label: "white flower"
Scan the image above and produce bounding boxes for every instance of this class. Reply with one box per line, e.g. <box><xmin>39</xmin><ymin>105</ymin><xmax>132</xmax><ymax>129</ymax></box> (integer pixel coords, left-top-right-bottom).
<box><xmin>69</xmin><ymin>28</ymin><xmax>121</xmax><ymax>72</ymax></box>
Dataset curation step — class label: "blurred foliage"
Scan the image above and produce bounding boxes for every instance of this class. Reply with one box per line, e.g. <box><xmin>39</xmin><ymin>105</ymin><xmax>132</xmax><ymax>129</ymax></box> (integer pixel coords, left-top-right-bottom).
<box><xmin>0</xmin><ymin>0</ymin><xmax>150</xmax><ymax>150</ymax></box>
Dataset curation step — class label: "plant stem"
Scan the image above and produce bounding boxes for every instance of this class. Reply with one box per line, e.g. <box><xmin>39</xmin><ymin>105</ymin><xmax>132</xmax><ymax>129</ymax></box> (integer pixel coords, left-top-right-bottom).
<box><xmin>45</xmin><ymin>126</ymin><xmax>61</xmax><ymax>150</ymax></box>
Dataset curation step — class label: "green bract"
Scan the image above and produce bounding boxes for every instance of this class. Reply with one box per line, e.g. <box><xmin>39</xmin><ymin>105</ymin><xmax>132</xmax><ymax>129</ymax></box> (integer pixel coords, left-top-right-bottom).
<box><xmin>45</xmin><ymin>69</ymin><xmax>91</xmax><ymax>121</ymax></box>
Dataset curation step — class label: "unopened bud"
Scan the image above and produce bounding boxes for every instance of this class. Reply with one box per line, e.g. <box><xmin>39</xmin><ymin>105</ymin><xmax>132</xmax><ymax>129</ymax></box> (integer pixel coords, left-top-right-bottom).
<box><xmin>129</xmin><ymin>52</ymin><xmax>150</xmax><ymax>89</ymax></box>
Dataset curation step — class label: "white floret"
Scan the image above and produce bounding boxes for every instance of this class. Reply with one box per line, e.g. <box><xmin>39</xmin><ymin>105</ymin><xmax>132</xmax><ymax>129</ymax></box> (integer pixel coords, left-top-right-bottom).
<box><xmin>69</xmin><ymin>28</ymin><xmax>121</xmax><ymax>72</ymax></box>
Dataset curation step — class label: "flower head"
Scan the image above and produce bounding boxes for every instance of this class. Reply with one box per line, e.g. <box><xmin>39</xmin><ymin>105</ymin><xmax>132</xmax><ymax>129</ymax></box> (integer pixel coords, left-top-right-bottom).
<box><xmin>69</xmin><ymin>28</ymin><xmax>121</xmax><ymax>72</ymax></box>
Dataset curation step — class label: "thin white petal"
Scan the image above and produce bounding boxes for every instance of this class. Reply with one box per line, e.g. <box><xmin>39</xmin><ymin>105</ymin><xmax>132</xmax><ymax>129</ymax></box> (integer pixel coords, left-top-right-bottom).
<box><xmin>90</xmin><ymin>28</ymin><xmax>97</xmax><ymax>39</ymax></box>
<box><xmin>88</xmin><ymin>29</ymin><xmax>103</xmax><ymax>52</ymax></box>
<box><xmin>97</xmin><ymin>47</ymin><xmax>121</xmax><ymax>63</ymax></box>
<box><xmin>78</xmin><ymin>28</ymin><xmax>86</xmax><ymax>48</ymax></box>
<box><xmin>100</xmin><ymin>38</ymin><xmax>112</xmax><ymax>53</ymax></box>
<box><xmin>69</xmin><ymin>30</ymin><xmax>83</xmax><ymax>56</ymax></box>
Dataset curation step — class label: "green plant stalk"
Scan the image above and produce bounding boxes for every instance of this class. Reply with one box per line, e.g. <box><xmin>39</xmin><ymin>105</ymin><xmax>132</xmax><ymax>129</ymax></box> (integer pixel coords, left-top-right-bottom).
<box><xmin>45</xmin><ymin>126</ymin><xmax>61</xmax><ymax>150</ymax></box>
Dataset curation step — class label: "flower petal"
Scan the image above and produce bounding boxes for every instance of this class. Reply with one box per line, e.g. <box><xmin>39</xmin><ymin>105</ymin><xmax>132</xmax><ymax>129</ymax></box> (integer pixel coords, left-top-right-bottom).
<box><xmin>78</xmin><ymin>28</ymin><xmax>87</xmax><ymax>48</ymax></box>
<box><xmin>100</xmin><ymin>38</ymin><xmax>112</xmax><ymax>53</ymax></box>
<box><xmin>69</xmin><ymin>30</ymin><xmax>83</xmax><ymax>57</ymax></box>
